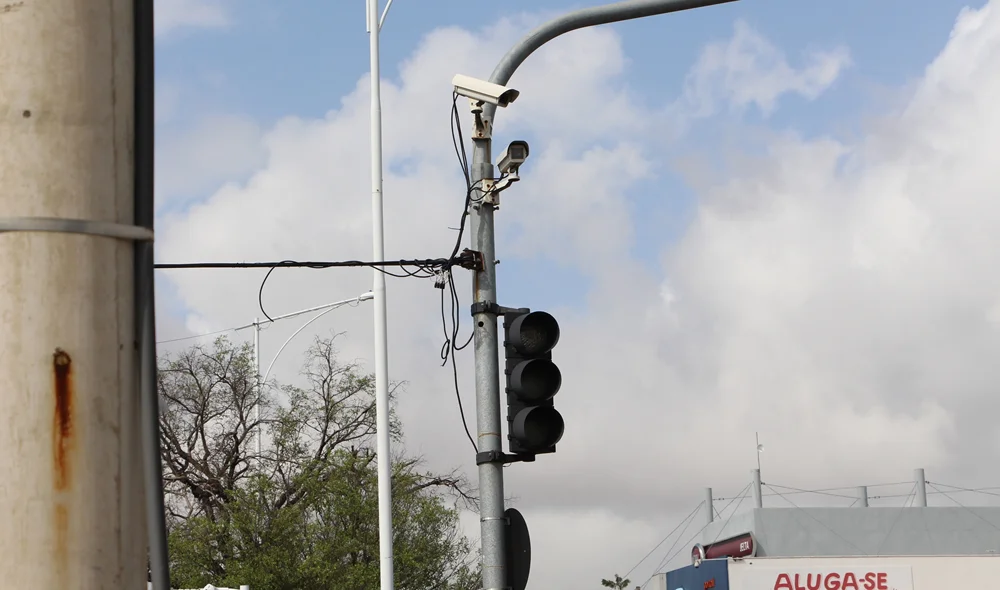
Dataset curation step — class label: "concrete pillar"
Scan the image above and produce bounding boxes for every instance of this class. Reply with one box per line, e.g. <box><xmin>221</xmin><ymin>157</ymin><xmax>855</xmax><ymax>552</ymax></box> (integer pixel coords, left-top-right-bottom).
<box><xmin>705</xmin><ymin>487</ymin><xmax>714</xmax><ymax>525</ymax></box>
<box><xmin>0</xmin><ymin>1</ymin><xmax>146</xmax><ymax>588</ymax></box>
<box><xmin>914</xmin><ymin>468</ymin><xmax>927</xmax><ymax>507</ymax></box>
<box><xmin>856</xmin><ymin>486</ymin><xmax>869</xmax><ymax>507</ymax></box>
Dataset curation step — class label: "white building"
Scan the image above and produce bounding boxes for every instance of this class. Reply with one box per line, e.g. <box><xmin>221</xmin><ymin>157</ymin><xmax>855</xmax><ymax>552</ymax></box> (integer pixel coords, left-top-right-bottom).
<box><xmin>654</xmin><ymin>469</ymin><xmax>1000</xmax><ymax>589</ymax></box>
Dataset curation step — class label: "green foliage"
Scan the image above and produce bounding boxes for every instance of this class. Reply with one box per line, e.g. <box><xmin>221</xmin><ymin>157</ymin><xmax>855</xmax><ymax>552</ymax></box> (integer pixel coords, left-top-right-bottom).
<box><xmin>602</xmin><ymin>573</ymin><xmax>632</xmax><ymax>590</ymax></box>
<box><xmin>159</xmin><ymin>335</ymin><xmax>479</xmax><ymax>590</ymax></box>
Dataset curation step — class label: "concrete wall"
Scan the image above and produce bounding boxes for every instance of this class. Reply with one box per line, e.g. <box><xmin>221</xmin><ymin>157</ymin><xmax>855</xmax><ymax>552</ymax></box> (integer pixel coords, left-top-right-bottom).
<box><xmin>647</xmin><ymin>572</ymin><xmax>668</xmax><ymax>590</ymax></box>
<box><xmin>701</xmin><ymin>507</ymin><xmax>1000</xmax><ymax>557</ymax></box>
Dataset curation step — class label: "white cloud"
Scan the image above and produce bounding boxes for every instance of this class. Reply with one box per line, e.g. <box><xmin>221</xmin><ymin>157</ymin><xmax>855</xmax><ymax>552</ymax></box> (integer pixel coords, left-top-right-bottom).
<box><xmin>155</xmin><ymin>0</ymin><xmax>229</xmax><ymax>38</ymax></box>
<box><xmin>154</xmin><ymin>3</ymin><xmax>1000</xmax><ymax>589</ymax></box>
<box><xmin>674</xmin><ymin>19</ymin><xmax>852</xmax><ymax>121</ymax></box>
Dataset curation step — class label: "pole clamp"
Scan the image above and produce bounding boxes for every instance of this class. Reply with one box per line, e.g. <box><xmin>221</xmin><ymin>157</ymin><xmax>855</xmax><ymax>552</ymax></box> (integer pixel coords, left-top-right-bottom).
<box><xmin>470</xmin><ymin>302</ymin><xmax>525</xmax><ymax>317</ymax></box>
<box><xmin>476</xmin><ymin>450</ymin><xmax>535</xmax><ymax>465</ymax></box>
<box><xmin>455</xmin><ymin>248</ymin><xmax>484</xmax><ymax>271</ymax></box>
<box><xmin>0</xmin><ymin>217</ymin><xmax>154</xmax><ymax>241</ymax></box>
<box><xmin>471</xmin><ymin>301</ymin><xmax>501</xmax><ymax>316</ymax></box>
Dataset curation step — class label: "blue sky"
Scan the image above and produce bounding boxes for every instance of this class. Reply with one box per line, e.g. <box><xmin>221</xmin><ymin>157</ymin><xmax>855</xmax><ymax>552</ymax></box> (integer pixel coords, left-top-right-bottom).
<box><xmin>155</xmin><ymin>0</ymin><xmax>977</xmax><ymax>315</ymax></box>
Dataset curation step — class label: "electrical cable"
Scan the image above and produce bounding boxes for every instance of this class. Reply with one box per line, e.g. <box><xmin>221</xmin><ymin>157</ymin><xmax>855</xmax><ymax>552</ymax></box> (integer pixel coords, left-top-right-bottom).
<box><xmin>439</xmin><ymin>275</ymin><xmax>477</xmax><ymax>453</ymax></box>
<box><xmin>926</xmin><ymin>482</ymin><xmax>1000</xmax><ymax>532</ymax></box>
<box><xmin>154</xmin><ymin>97</ymin><xmax>482</xmax><ymax>454</ymax></box>
<box><xmin>250</xmin><ymin>258</ymin><xmax>445</xmax><ymax>322</ymax></box>
<box><xmin>154</xmin><ymin>257</ymin><xmax>454</xmax><ymax>270</ymax></box>
<box><xmin>621</xmin><ymin>501</ymin><xmax>704</xmax><ymax>582</ymax></box>
<box><xmin>436</xmin><ymin>94</ymin><xmax>482</xmax><ymax>453</ymax></box>
<box><xmin>765</xmin><ymin>484</ymin><xmax>868</xmax><ymax>555</ymax></box>
<box><xmin>874</xmin><ymin>483</ymin><xmax>916</xmax><ymax>556</ymax></box>
<box><xmin>925</xmin><ymin>481</ymin><xmax>1000</xmax><ymax>499</ymax></box>
<box><xmin>448</xmin><ymin>93</ymin><xmax>474</xmax><ymax>262</ymax></box>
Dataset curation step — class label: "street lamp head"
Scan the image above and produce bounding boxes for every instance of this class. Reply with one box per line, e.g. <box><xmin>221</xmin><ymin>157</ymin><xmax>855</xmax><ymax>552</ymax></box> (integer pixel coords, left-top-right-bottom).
<box><xmin>452</xmin><ymin>74</ymin><xmax>519</xmax><ymax>108</ymax></box>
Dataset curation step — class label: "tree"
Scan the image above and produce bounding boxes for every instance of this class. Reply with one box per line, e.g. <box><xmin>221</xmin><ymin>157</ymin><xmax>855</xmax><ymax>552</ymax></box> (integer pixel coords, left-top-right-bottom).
<box><xmin>602</xmin><ymin>574</ymin><xmax>632</xmax><ymax>590</ymax></box>
<box><xmin>158</xmin><ymin>335</ymin><xmax>479</xmax><ymax>590</ymax></box>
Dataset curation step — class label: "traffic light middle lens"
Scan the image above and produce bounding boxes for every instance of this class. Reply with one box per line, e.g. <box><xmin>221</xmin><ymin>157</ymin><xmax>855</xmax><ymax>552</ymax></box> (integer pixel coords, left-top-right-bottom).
<box><xmin>511</xmin><ymin>359</ymin><xmax>561</xmax><ymax>401</ymax></box>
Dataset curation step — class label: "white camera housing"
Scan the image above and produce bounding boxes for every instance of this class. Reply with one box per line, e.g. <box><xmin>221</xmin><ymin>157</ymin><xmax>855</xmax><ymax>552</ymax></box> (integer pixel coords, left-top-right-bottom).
<box><xmin>497</xmin><ymin>141</ymin><xmax>530</xmax><ymax>176</ymax></box>
<box><xmin>452</xmin><ymin>74</ymin><xmax>519</xmax><ymax>108</ymax></box>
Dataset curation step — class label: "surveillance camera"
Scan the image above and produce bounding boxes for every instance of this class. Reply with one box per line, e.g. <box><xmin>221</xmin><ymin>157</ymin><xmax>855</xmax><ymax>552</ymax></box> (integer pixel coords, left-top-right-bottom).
<box><xmin>452</xmin><ymin>74</ymin><xmax>519</xmax><ymax>108</ymax></box>
<box><xmin>497</xmin><ymin>141</ymin><xmax>530</xmax><ymax>176</ymax></box>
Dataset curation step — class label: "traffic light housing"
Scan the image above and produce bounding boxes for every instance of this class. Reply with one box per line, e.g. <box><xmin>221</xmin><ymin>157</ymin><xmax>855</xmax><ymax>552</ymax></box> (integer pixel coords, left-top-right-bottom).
<box><xmin>503</xmin><ymin>309</ymin><xmax>564</xmax><ymax>456</ymax></box>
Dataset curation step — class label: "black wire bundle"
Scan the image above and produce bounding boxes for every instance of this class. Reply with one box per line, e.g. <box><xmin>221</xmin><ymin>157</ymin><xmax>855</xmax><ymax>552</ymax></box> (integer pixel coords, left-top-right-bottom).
<box><xmin>441</xmin><ymin>92</ymin><xmax>479</xmax><ymax>453</ymax></box>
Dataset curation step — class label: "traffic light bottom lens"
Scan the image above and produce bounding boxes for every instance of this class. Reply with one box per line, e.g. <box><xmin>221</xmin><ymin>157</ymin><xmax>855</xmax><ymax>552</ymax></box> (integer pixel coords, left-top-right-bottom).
<box><xmin>512</xmin><ymin>406</ymin><xmax>565</xmax><ymax>451</ymax></box>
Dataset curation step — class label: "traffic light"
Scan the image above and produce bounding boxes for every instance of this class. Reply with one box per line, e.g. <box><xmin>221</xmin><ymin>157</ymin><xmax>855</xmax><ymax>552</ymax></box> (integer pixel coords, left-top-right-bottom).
<box><xmin>503</xmin><ymin>309</ymin><xmax>564</xmax><ymax>456</ymax></box>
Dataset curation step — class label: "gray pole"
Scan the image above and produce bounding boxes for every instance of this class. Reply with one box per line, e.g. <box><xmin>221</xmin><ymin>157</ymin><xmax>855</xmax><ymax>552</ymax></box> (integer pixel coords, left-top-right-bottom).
<box><xmin>751</xmin><ymin>469</ymin><xmax>763</xmax><ymax>508</ymax></box>
<box><xmin>467</xmin><ymin>2</ymin><xmax>738</xmax><ymax>589</ymax></box>
<box><xmin>856</xmin><ymin>486</ymin><xmax>869</xmax><ymax>508</ymax></box>
<box><xmin>914</xmin><ymin>468</ymin><xmax>927</xmax><ymax>507</ymax></box>
<box><xmin>705</xmin><ymin>488</ymin><xmax>714</xmax><ymax>525</ymax></box>
<box><xmin>134</xmin><ymin>2</ymin><xmax>171</xmax><ymax>587</ymax></box>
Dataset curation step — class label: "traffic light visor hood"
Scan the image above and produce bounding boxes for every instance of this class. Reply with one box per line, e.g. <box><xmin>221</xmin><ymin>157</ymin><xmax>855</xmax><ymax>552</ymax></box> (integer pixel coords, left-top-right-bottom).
<box><xmin>508</xmin><ymin>311</ymin><xmax>560</xmax><ymax>355</ymax></box>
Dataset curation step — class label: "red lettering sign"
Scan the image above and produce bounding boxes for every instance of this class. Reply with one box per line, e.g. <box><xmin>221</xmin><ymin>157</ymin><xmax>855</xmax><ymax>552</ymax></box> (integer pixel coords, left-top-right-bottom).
<box><xmin>772</xmin><ymin>572</ymin><xmax>890</xmax><ymax>590</ymax></box>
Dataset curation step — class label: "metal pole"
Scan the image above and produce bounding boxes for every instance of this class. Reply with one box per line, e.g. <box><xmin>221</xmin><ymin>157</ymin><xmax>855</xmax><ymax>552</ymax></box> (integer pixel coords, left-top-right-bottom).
<box><xmin>368</xmin><ymin>1</ymin><xmax>396</xmax><ymax>589</ymax></box>
<box><xmin>751</xmin><ymin>469</ymin><xmax>763</xmax><ymax>508</ymax></box>
<box><xmin>254</xmin><ymin>318</ymin><xmax>262</xmax><ymax>458</ymax></box>
<box><xmin>856</xmin><ymin>486</ymin><xmax>869</xmax><ymax>508</ymax></box>
<box><xmin>914</xmin><ymin>468</ymin><xmax>927</xmax><ymax>507</ymax></box>
<box><xmin>0</xmin><ymin>0</ymin><xmax>147</xmax><ymax>587</ymax></box>
<box><xmin>468</xmin><ymin>3</ymin><xmax>739</xmax><ymax>589</ymax></box>
<box><xmin>134</xmin><ymin>1</ymin><xmax>171</xmax><ymax>587</ymax></box>
<box><xmin>705</xmin><ymin>488</ymin><xmax>714</xmax><ymax>525</ymax></box>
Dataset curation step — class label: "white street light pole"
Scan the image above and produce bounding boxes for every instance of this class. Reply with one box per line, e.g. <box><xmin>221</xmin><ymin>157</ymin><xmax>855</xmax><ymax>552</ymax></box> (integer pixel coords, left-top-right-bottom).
<box><xmin>367</xmin><ymin>1</ymin><xmax>396</xmax><ymax>589</ymax></box>
<box><xmin>367</xmin><ymin>0</ymin><xmax>394</xmax><ymax>590</ymax></box>
<box><xmin>251</xmin><ymin>292</ymin><xmax>374</xmax><ymax>456</ymax></box>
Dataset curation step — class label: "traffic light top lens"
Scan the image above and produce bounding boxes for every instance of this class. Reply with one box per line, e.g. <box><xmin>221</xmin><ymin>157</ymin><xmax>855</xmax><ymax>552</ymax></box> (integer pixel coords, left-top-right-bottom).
<box><xmin>509</xmin><ymin>311</ymin><xmax>560</xmax><ymax>355</ymax></box>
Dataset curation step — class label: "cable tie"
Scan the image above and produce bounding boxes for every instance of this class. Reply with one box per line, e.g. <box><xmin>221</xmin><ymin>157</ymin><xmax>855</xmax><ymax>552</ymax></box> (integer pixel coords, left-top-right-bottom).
<box><xmin>433</xmin><ymin>270</ymin><xmax>448</xmax><ymax>290</ymax></box>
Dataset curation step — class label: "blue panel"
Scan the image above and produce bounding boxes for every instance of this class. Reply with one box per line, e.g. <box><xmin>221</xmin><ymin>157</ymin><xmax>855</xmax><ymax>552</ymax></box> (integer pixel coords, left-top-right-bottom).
<box><xmin>665</xmin><ymin>559</ymin><xmax>729</xmax><ymax>590</ymax></box>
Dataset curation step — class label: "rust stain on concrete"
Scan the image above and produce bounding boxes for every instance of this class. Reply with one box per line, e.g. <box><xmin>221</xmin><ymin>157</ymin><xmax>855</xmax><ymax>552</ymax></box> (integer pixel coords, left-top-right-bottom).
<box><xmin>53</xmin><ymin>348</ymin><xmax>73</xmax><ymax>491</ymax></box>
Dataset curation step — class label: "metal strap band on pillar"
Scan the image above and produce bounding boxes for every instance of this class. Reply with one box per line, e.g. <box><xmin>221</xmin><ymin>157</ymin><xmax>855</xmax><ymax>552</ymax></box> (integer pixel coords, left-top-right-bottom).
<box><xmin>0</xmin><ymin>217</ymin><xmax>154</xmax><ymax>241</ymax></box>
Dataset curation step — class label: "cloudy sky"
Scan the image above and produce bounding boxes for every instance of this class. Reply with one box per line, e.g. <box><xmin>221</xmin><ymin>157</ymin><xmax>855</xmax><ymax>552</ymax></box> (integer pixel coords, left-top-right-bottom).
<box><xmin>153</xmin><ymin>0</ymin><xmax>1000</xmax><ymax>587</ymax></box>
